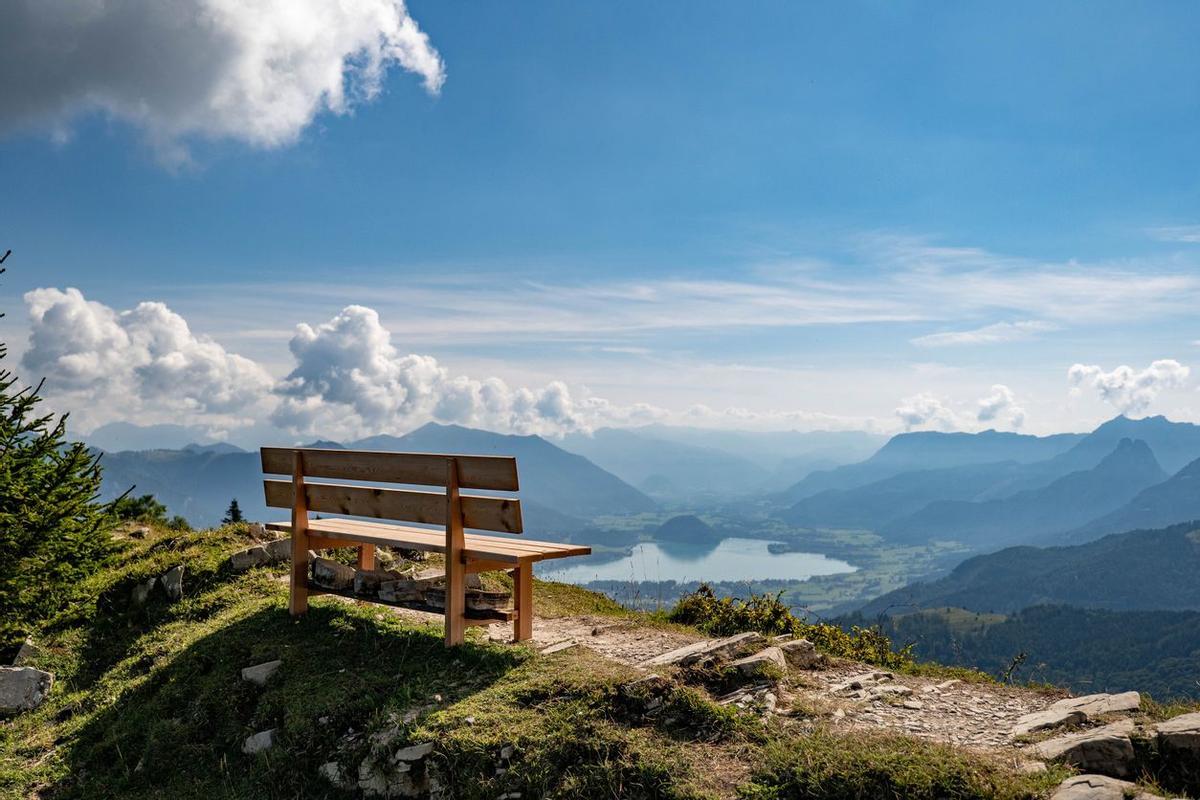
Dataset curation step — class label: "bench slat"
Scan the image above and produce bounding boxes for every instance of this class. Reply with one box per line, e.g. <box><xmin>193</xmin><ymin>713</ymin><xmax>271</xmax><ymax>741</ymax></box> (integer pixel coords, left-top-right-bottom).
<box><xmin>261</xmin><ymin>447</ymin><xmax>518</xmax><ymax>491</ymax></box>
<box><xmin>264</xmin><ymin>518</ymin><xmax>591</xmax><ymax>563</ymax></box>
<box><xmin>264</xmin><ymin>480</ymin><xmax>523</xmax><ymax>533</ymax></box>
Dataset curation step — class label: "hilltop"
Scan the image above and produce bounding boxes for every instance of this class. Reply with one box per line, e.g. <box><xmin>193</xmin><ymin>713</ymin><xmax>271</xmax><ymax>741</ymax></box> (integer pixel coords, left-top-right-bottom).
<box><xmin>11</xmin><ymin>520</ymin><xmax>1200</xmax><ymax>799</ymax></box>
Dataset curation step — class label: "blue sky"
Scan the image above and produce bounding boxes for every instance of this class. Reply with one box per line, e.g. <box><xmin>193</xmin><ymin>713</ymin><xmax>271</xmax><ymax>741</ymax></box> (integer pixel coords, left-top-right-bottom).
<box><xmin>1</xmin><ymin>1</ymin><xmax>1199</xmax><ymax>442</ymax></box>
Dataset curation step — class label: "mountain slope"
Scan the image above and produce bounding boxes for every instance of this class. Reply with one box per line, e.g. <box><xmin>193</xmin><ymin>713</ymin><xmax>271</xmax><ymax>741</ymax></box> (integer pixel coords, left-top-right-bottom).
<box><xmin>783</xmin><ymin>460</ymin><xmax>1028</xmax><ymax>530</ymax></box>
<box><xmin>1067</xmin><ymin>456</ymin><xmax>1200</xmax><ymax>543</ymax></box>
<box><xmin>559</xmin><ymin>428</ymin><xmax>769</xmax><ymax>498</ymax></box>
<box><xmin>857</xmin><ymin>520</ymin><xmax>1200</xmax><ymax>617</ymax></box>
<box><xmin>880</xmin><ymin>438</ymin><xmax>1167</xmax><ymax>547</ymax></box>
<box><xmin>780</xmin><ymin>429</ymin><xmax>1082</xmax><ymax>503</ymax></box>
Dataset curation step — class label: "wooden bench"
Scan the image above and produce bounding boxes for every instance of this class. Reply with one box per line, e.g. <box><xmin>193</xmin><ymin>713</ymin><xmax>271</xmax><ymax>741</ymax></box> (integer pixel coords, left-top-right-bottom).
<box><xmin>260</xmin><ymin>447</ymin><xmax>591</xmax><ymax>646</ymax></box>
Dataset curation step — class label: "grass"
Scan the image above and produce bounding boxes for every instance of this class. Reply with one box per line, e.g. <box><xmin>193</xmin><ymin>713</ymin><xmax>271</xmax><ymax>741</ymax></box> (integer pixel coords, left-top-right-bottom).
<box><xmin>0</xmin><ymin>523</ymin><xmax>1081</xmax><ymax>799</ymax></box>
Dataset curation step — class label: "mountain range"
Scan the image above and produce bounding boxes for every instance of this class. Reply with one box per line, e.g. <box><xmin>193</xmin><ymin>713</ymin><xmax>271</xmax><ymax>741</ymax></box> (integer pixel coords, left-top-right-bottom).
<box><xmin>95</xmin><ymin>423</ymin><xmax>655</xmax><ymax>530</ymax></box>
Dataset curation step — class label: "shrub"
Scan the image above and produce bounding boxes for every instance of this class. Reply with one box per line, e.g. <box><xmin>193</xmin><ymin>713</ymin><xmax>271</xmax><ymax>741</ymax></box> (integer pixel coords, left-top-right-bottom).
<box><xmin>668</xmin><ymin>584</ymin><xmax>914</xmax><ymax>670</ymax></box>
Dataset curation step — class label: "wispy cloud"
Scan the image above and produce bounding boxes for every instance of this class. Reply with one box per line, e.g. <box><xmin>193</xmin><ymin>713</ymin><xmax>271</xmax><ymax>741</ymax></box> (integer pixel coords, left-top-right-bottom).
<box><xmin>911</xmin><ymin>320</ymin><xmax>1057</xmax><ymax>347</ymax></box>
<box><xmin>1148</xmin><ymin>225</ymin><xmax>1200</xmax><ymax>243</ymax></box>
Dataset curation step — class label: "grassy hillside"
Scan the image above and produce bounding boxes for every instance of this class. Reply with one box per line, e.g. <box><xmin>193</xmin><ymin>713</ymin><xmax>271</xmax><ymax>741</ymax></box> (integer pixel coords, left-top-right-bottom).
<box><xmin>0</xmin><ymin>524</ymin><xmax>1063</xmax><ymax>800</ymax></box>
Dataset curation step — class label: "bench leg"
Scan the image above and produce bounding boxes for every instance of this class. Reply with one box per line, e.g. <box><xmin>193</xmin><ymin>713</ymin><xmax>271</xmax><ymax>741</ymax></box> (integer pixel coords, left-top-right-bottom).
<box><xmin>289</xmin><ymin>529</ymin><xmax>309</xmax><ymax>617</ymax></box>
<box><xmin>445</xmin><ymin>555</ymin><xmax>466</xmax><ymax>647</ymax></box>
<box><xmin>513</xmin><ymin>561</ymin><xmax>533</xmax><ymax>642</ymax></box>
<box><xmin>357</xmin><ymin>543</ymin><xmax>376</xmax><ymax>571</ymax></box>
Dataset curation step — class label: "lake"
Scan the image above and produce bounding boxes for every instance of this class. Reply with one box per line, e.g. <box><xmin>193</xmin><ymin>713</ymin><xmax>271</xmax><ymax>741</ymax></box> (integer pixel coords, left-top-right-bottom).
<box><xmin>536</xmin><ymin>538</ymin><xmax>856</xmax><ymax>584</ymax></box>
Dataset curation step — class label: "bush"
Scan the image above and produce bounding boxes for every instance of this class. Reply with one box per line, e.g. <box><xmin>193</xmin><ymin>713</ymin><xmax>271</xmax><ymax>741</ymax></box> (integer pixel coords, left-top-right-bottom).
<box><xmin>668</xmin><ymin>584</ymin><xmax>914</xmax><ymax>670</ymax></box>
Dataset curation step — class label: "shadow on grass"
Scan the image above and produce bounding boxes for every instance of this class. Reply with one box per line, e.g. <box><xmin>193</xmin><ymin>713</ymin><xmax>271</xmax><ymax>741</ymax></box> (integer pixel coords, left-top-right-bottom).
<box><xmin>52</xmin><ymin>598</ymin><xmax>524</xmax><ymax>799</ymax></box>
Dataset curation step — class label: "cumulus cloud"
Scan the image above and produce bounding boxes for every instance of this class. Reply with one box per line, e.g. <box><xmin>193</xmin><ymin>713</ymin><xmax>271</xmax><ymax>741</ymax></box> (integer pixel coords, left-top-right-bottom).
<box><xmin>270</xmin><ymin>305</ymin><xmax>669</xmax><ymax>439</ymax></box>
<box><xmin>1067</xmin><ymin>359</ymin><xmax>1191</xmax><ymax>415</ymax></box>
<box><xmin>976</xmin><ymin>384</ymin><xmax>1025</xmax><ymax>428</ymax></box>
<box><xmin>22</xmin><ymin>287</ymin><xmax>274</xmax><ymax>430</ymax></box>
<box><xmin>911</xmin><ymin>320</ymin><xmax>1056</xmax><ymax>348</ymax></box>
<box><xmin>895</xmin><ymin>385</ymin><xmax>1026</xmax><ymax>432</ymax></box>
<box><xmin>0</xmin><ymin>0</ymin><xmax>444</xmax><ymax>160</ymax></box>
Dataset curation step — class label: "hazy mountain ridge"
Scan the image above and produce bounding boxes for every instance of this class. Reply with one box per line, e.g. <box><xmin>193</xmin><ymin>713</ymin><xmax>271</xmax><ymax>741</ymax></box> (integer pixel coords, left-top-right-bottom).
<box><xmin>857</xmin><ymin>520</ymin><xmax>1200</xmax><ymax>617</ymax></box>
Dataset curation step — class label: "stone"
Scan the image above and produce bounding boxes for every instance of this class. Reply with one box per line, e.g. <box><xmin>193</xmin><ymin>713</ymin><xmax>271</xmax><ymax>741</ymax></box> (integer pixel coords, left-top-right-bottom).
<box><xmin>263</xmin><ymin>538</ymin><xmax>292</xmax><ymax>561</ymax></box>
<box><xmin>392</xmin><ymin>742</ymin><xmax>434</xmax><ymax>762</ymax></box>
<box><xmin>11</xmin><ymin>638</ymin><xmax>40</xmax><ymax>667</ymax></box>
<box><xmin>1031</xmin><ymin>719</ymin><xmax>1137</xmax><ymax>778</ymax></box>
<box><xmin>0</xmin><ymin>666</ymin><xmax>53</xmax><ymax>714</ymax></box>
<box><xmin>312</xmin><ymin>557</ymin><xmax>355</xmax><ymax>590</ymax></box>
<box><xmin>1012</xmin><ymin>707</ymin><xmax>1088</xmax><ymax>736</ymax></box>
<box><xmin>869</xmin><ymin>685</ymin><xmax>913</xmax><ymax>698</ymax></box>
<box><xmin>830</xmin><ymin>671</ymin><xmax>893</xmax><ymax>693</ymax></box>
<box><xmin>1050</xmin><ymin>774</ymin><xmax>1164</xmax><ymax>800</ymax></box>
<box><xmin>319</xmin><ymin>761</ymin><xmax>352</xmax><ymax>789</ymax></box>
<box><xmin>728</xmin><ymin>646</ymin><xmax>787</xmax><ymax>679</ymax></box>
<box><xmin>241</xmin><ymin>660</ymin><xmax>282</xmax><ymax>686</ymax></box>
<box><xmin>641</xmin><ymin>632</ymin><xmax>764</xmax><ymax>667</ymax></box>
<box><xmin>762</xmin><ymin>692</ymin><xmax>778</xmax><ymax>713</ymax></box>
<box><xmin>902</xmin><ymin>700</ymin><xmax>924</xmax><ymax>710</ymax></box>
<box><xmin>160</xmin><ymin>565</ymin><xmax>184</xmax><ymax>601</ymax></box>
<box><xmin>354</xmin><ymin>568</ymin><xmax>402</xmax><ymax>596</ymax></box>
<box><xmin>129</xmin><ymin>526</ymin><xmax>151</xmax><ymax>539</ymax></box>
<box><xmin>242</xmin><ymin>729</ymin><xmax>278</xmax><ymax>754</ymax></box>
<box><xmin>1051</xmin><ymin>692</ymin><xmax>1141</xmax><ymax>718</ymax></box>
<box><xmin>229</xmin><ymin>545</ymin><xmax>270</xmax><ymax>572</ymax></box>
<box><xmin>248</xmin><ymin>522</ymin><xmax>266</xmax><ymax>537</ymax></box>
<box><xmin>379</xmin><ymin>579</ymin><xmax>427</xmax><ymax>603</ymax></box>
<box><xmin>1155</xmin><ymin>711</ymin><xmax>1200</xmax><ymax>754</ymax></box>
<box><xmin>779</xmin><ymin>638</ymin><xmax>820</xmax><ymax>669</ymax></box>
<box><xmin>130</xmin><ymin>576</ymin><xmax>157</xmax><ymax>605</ymax></box>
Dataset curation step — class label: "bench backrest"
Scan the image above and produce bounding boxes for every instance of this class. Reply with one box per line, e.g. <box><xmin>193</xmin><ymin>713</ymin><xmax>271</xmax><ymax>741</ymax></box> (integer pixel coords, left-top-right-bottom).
<box><xmin>260</xmin><ymin>447</ymin><xmax>523</xmax><ymax>534</ymax></box>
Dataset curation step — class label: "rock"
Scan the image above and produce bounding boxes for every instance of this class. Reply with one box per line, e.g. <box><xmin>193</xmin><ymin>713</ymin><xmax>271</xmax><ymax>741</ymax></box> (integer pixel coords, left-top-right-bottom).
<box><xmin>540</xmin><ymin>640</ymin><xmax>578</xmax><ymax>655</ymax></box>
<box><xmin>902</xmin><ymin>700</ymin><xmax>924</xmax><ymax>710</ymax></box>
<box><xmin>312</xmin><ymin>558</ymin><xmax>355</xmax><ymax>590</ymax></box>
<box><xmin>1031</xmin><ymin>719</ymin><xmax>1137</xmax><ymax>778</ymax></box>
<box><xmin>241</xmin><ymin>729</ymin><xmax>278</xmax><ymax>754</ymax></box>
<box><xmin>1050</xmin><ymin>774</ymin><xmax>1164</xmax><ymax>800</ymax></box>
<box><xmin>1155</xmin><ymin>711</ymin><xmax>1200</xmax><ymax>754</ymax></box>
<box><xmin>241</xmin><ymin>660</ymin><xmax>282</xmax><ymax>686</ymax></box>
<box><xmin>869</xmin><ymin>684</ymin><xmax>913</xmax><ymax>698</ymax></box>
<box><xmin>160</xmin><ymin>565</ymin><xmax>184</xmax><ymax>601</ymax></box>
<box><xmin>393</xmin><ymin>742</ymin><xmax>434</xmax><ymax>762</ymax></box>
<box><xmin>779</xmin><ymin>638</ymin><xmax>820</xmax><ymax>669</ymax></box>
<box><xmin>0</xmin><ymin>666</ymin><xmax>53</xmax><ymax>714</ymax></box>
<box><xmin>264</xmin><ymin>537</ymin><xmax>292</xmax><ymax>561</ymax></box>
<box><xmin>1012</xmin><ymin>707</ymin><xmax>1088</xmax><ymax>737</ymax></box>
<box><xmin>319</xmin><ymin>761</ymin><xmax>352</xmax><ymax>789</ymax></box>
<box><xmin>130</xmin><ymin>576</ymin><xmax>157</xmax><ymax>605</ymax></box>
<box><xmin>129</xmin><ymin>526</ymin><xmax>150</xmax><ymax>539</ymax></box>
<box><xmin>762</xmin><ymin>692</ymin><xmax>778</xmax><ymax>713</ymax></box>
<box><xmin>1051</xmin><ymin>691</ymin><xmax>1141</xmax><ymax>718</ymax></box>
<box><xmin>229</xmin><ymin>545</ymin><xmax>270</xmax><ymax>572</ymax></box>
<box><xmin>354</xmin><ymin>568</ymin><xmax>402</xmax><ymax>596</ymax></box>
<box><xmin>11</xmin><ymin>638</ymin><xmax>40</xmax><ymax>667</ymax></box>
<box><xmin>248</xmin><ymin>522</ymin><xmax>266</xmax><ymax>537</ymax></box>
<box><xmin>830</xmin><ymin>671</ymin><xmax>893</xmax><ymax>693</ymax></box>
<box><xmin>728</xmin><ymin>646</ymin><xmax>787</xmax><ymax>679</ymax></box>
<box><xmin>641</xmin><ymin>632</ymin><xmax>764</xmax><ymax>667</ymax></box>
<box><xmin>379</xmin><ymin>579</ymin><xmax>427</xmax><ymax>603</ymax></box>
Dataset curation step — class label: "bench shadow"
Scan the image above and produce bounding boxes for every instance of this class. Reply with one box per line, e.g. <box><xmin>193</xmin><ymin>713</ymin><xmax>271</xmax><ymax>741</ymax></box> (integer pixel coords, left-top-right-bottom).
<box><xmin>51</xmin><ymin>599</ymin><xmax>524</xmax><ymax>799</ymax></box>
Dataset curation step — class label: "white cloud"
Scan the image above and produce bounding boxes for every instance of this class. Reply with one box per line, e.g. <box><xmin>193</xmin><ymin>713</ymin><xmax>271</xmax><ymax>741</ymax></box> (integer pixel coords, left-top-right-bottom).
<box><xmin>895</xmin><ymin>384</ymin><xmax>1026</xmax><ymax>432</ymax></box>
<box><xmin>22</xmin><ymin>287</ymin><xmax>274</xmax><ymax>430</ymax></box>
<box><xmin>270</xmin><ymin>305</ymin><xmax>670</xmax><ymax>439</ymax></box>
<box><xmin>0</xmin><ymin>0</ymin><xmax>444</xmax><ymax>161</ymax></box>
<box><xmin>1148</xmin><ymin>225</ymin><xmax>1200</xmax><ymax>243</ymax></box>
<box><xmin>911</xmin><ymin>320</ymin><xmax>1056</xmax><ymax>348</ymax></box>
<box><xmin>976</xmin><ymin>384</ymin><xmax>1025</xmax><ymax>428</ymax></box>
<box><xmin>1067</xmin><ymin>359</ymin><xmax>1191</xmax><ymax>415</ymax></box>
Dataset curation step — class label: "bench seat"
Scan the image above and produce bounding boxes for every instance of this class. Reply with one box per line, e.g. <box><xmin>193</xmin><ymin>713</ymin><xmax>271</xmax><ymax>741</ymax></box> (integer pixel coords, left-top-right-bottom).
<box><xmin>264</xmin><ymin>517</ymin><xmax>591</xmax><ymax>565</ymax></box>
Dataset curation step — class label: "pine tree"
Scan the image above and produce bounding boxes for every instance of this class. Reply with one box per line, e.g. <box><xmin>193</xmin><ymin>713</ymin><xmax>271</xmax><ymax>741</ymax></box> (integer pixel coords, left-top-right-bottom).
<box><xmin>222</xmin><ymin>498</ymin><xmax>244</xmax><ymax>525</ymax></box>
<box><xmin>0</xmin><ymin>251</ymin><xmax>114</xmax><ymax>653</ymax></box>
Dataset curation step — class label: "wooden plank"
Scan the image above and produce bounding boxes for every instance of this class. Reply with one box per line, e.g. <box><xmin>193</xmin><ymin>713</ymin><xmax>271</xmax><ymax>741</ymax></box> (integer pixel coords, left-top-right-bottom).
<box><xmin>289</xmin><ymin>451</ymin><xmax>310</xmax><ymax>617</ymax></box>
<box><xmin>513</xmin><ymin>561</ymin><xmax>533</xmax><ymax>642</ymax></box>
<box><xmin>263</xmin><ymin>480</ymin><xmax>523</xmax><ymax>533</ymax></box>
<box><xmin>266</xmin><ymin>518</ymin><xmax>591</xmax><ymax>562</ymax></box>
<box><xmin>444</xmin><ymin>459</ymin><xmax>466</xmax><ymax>647</ymax></box>
<box><xmin>261</xmin><ymin>447</ymin><xmax>519</xmax><ymax>491</ymax></box>
<box><xmin>357</xmin><ymin>543</ymin><xmax>376</xmax><ymax>571</ymax></box>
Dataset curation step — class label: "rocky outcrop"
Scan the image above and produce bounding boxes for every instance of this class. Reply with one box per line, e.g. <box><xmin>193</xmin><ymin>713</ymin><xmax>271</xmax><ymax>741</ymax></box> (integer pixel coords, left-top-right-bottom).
<box><xmin>0</xmin><ymin>667</ymin><xmax>53</xmax><ymax>714</ymax></box>
<box><xmin>1155</xmin><ymin>711</ymin><xmax>1200</xmax><ymax>754</ymax></box>
<box><xmin>1012</xmin><ymin>707</ymin><xmax>1086</xmax><ymax>736</ymax></box>
<box><xmin>779</xmin><ymin>638</ymin><xmax>820</xmax><ymax>669</ymax></box>
<box><xmin>1012</xmin><ymin>692</ymin><xmax>1141</xmax><ymax>737</ymax></box>
<box><xmin>1050</xmin><ymin>774</ymin><xmax>1164</xmax><ymax>800</ymax></box>
<box><xmin>160</xmin><ymin>565</ymin><xmax>184</xmax><ymax>601</ymax></box>
<box><xmin>1031</xmin><ymin>719</ymin><xmax>1137</xmax><ymax>778</ymax></box>
<box><xmin>641</xmin><ymin>632</ymin><xmax>764</xmax><ymax>667</ymax></box>
<box><xmin>728</xmin><ymin>646</ymin><xmax>787</xmax><ymax>679</ymax></box>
